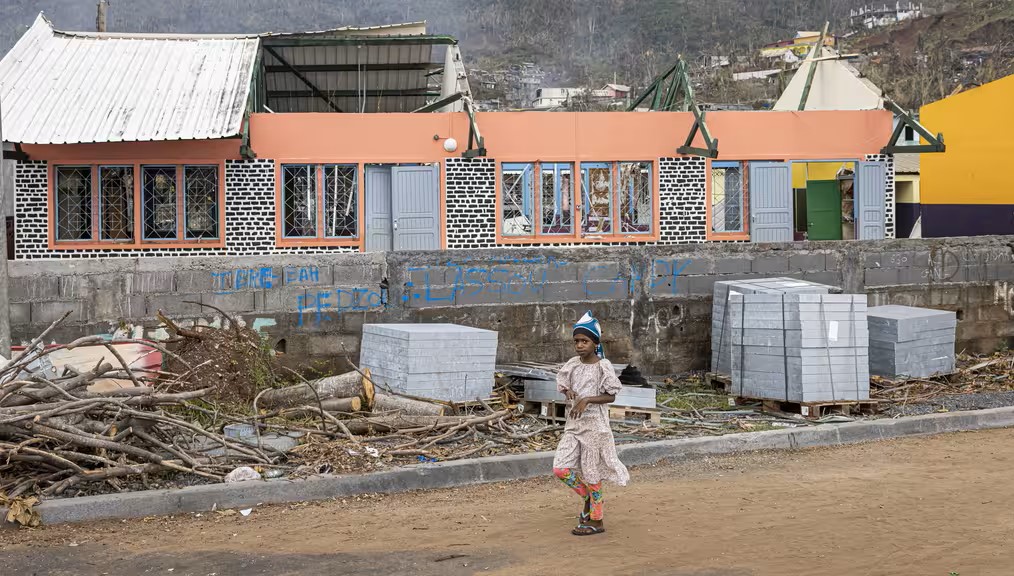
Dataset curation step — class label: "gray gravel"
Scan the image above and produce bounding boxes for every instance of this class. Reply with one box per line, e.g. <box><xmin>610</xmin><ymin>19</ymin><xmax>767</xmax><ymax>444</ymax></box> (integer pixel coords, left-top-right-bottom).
<box><xmin>883</xmin><ymin>391</ymin><xmax>1014</xmax><ymax>417</ymax></box>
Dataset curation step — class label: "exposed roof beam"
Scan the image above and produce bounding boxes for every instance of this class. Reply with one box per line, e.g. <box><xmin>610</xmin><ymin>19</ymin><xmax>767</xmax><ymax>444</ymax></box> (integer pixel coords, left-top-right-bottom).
<box><xmin>412</xmin><ymin>92</ymin><xmax>464</xmax><ymax>113</ymax></box>
<box><xmin>798</xmin><ymin>21</ymin><xmax>830</xmax><ymax>111</ymax></box>
<box><xmin>264</xmin><ymin>63</ymin><xmax>439</xmax><ymax>73</ymax></box>
<box><xmin>262</xmin><ymin>36</ymin><xmax>457</xmax><ymax>47</ymax></box>
<box><xmin>262</xmin><ymin>45</ymin><xmax>343</xmax><ymax>113</ymax></box>
<box><xmin>268</xmin><ymin>89</ymin><xmax>439</xmax><ymax>98</ymax></box>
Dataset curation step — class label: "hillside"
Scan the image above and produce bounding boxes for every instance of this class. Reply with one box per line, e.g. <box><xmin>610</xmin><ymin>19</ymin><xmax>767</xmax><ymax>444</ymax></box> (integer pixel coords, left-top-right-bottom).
<box><xmin>0</xmin><ymin>0</ymin><xmax>1010</xmax><ymax>108</ymax></box>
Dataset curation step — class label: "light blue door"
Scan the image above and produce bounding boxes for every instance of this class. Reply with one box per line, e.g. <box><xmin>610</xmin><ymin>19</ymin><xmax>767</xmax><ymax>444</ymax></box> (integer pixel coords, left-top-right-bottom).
<box><xmin>392</xmin><ymin>165</ymin><xmax>440</xmax><ymax>251</ymax></box>
<box><xmin>365</xmin><ymin>165</ymin><xmax>393</xmax><ymax>252</ymax></box>
<box><xmin>856</xmin><ymin>161</ymin><xmax>887</xmax><ymax>240</ymax></box>
<box><xmin>749</xmin><ymin>162</ymin><xmax>793</xmax><ymax>243</ymax></box>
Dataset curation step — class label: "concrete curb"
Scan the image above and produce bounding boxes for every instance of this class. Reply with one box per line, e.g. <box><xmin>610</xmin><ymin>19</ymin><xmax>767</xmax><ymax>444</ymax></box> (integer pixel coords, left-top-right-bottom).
<box><xmin>6</xmin><ymin>406</ymin><xmax>1014</xmax><ymax>527</ymax></box>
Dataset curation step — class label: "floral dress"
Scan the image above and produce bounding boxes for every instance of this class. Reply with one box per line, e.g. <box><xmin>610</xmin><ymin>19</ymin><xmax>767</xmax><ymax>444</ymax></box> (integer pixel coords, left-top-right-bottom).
<box><xmin>552</xmin><ymin>357</ymin><xmax>630</xmax><ymax>486</ymax></box>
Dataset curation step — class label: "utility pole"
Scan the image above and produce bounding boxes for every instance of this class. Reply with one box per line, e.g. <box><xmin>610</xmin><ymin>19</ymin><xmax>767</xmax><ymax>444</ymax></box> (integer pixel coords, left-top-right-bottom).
<box><xmin>96</xmin><ymin>1</ymin><xmax>108</xmax><ymax>33</ymax></box>
<box><xmin>0</xmin><ymin>93</ymin><xmax>13</xmax><ymax>357</ymax></box>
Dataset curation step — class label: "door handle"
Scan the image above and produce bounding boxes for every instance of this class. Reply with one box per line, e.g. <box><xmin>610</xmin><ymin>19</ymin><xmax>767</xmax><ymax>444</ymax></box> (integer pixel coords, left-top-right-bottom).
<box><xmin>393</xmin><ymin>218</ymin><xmax>399</xmax><ymax>230</ymax></box>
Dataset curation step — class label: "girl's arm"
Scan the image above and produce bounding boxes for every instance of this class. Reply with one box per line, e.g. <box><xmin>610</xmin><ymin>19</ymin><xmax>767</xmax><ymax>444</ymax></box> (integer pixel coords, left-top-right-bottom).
<box><xmin>570</xmin><ymin>394</ymin><xmax>615</xmax><ymax>418</ymax></box>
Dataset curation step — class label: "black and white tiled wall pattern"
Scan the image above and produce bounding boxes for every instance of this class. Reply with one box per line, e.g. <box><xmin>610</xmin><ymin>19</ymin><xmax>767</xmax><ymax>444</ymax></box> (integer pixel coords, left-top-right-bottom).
<box><xmin>444</xmin><ymin>157</ymin><xmax>497</xmax><ymax>250</ymax></box>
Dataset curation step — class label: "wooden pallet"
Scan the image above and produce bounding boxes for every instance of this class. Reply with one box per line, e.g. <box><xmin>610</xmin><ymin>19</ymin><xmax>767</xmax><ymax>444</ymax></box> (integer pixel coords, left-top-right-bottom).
<box><xmin>705</xmin><ymin>372</ymin><xmax>732</xmax><ymax>393</ymax></box>
<box><xmin>524</xmin><ymin>400</ymin><xmax>661</xmax><ymax>425</ymax></box>
<box><xmin>732</xmin><ymin>397</ymin><xmax>881</xmax><ymax>418</ymax></box>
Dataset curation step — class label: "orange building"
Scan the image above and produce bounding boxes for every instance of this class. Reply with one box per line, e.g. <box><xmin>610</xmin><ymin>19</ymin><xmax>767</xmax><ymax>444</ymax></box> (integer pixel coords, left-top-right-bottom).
<box><xmin>1</xmin><ymin>15</ymin><xmax>898</xmax><ymax>261</ymax></box>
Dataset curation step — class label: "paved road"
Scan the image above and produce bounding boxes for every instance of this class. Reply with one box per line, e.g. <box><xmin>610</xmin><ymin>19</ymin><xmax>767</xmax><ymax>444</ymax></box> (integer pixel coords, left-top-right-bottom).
<box><xmin>3</xmin><ymin>428</ymin><xmax>1014</xmax><ymax>575</ymax></box>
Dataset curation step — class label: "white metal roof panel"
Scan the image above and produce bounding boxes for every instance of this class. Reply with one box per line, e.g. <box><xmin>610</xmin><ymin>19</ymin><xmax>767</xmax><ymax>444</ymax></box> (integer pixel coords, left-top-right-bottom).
<box><xmin>0</xmin><ymin>14</ymin><xmax>258</xmax><ymax>144</ymax></box>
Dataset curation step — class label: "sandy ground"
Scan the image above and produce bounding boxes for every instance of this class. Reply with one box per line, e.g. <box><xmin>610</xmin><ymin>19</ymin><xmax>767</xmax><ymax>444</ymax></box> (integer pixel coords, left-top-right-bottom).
<box><xmin>3</xmin><ymin>428</ymin><xmax>1014</xmax><ymax>576</ymax></box>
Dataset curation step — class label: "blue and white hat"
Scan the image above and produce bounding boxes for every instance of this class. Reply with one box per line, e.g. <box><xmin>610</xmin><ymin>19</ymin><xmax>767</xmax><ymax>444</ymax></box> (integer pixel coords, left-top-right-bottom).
<box><xmin>573</xmin><ymin>310</ymin><xmax>604</xmax><ymax>358</ymax></box>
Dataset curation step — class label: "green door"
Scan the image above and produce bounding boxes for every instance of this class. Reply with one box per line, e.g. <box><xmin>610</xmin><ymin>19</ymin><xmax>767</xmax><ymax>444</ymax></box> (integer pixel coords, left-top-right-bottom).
<box><xmin>805</xmin><ymin>180</ymin><xmax>843</xmax><ymax>241</ymax></box>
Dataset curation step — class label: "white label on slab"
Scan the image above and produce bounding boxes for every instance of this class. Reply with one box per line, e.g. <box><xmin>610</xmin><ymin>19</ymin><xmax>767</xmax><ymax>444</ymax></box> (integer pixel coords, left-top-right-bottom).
<box><xmin>801</xmin><ymin>406</ymin><xmax>810</xmax><ymax>416</ymax></box>
<box><xmin>784</xmin><ymin>282</ymin><xmax>809</xmax><ymax>287</ymax></box>
<box><xmin>828</xmin><ymin>321</ymin><xmax>839</xmax><ymax>342</ymax></box>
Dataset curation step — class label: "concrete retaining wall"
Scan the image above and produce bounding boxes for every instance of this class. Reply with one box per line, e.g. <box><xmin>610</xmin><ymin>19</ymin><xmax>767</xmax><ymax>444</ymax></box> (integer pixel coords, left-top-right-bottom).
<box><xmin>10</xmin><ymin>236</ymin><xmax>1014</xmax><ymax>374</ymax></box>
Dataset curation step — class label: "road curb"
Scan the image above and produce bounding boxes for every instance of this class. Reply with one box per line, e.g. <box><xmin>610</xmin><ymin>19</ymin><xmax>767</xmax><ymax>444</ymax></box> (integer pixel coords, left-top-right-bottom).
<box><xmin>6</xmin><ymin>406</ymin><xmax>1014</xmax><ymax>527</ymax></box>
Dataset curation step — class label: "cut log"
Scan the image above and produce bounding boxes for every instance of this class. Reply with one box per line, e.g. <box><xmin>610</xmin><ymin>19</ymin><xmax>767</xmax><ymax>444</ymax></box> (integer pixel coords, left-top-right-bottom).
<box><xmin>344</xmin><ymin>415</ymin><xmax>465</xmax><ymax>435</ymax></box>
<box><xmin>259</xmin><ymin>369</ymin><xmax>375</xmax><ymax>409</ymax></box>
<box><xmin>372</xmin><ymin>392</ymin><xmax>445</xmax><ymax>416</ymax></box>
<box><xmin>318</xmin><ymin>396</ymin><xmax>362</xmax><ymax>413</ymax></box>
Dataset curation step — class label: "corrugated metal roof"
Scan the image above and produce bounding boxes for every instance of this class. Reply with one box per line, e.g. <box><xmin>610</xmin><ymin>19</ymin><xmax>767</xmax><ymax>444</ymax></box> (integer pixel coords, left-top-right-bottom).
<box><xmin>0</xmin><ymin>14</ymin><xmax>258</xmax><ymax>144</ymax></box>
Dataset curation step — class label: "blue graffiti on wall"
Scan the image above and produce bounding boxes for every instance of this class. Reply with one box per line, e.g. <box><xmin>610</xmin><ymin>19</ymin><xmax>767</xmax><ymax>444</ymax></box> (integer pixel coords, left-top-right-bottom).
<box><xmin>403</xmin><ymin>255</ymin><xmax>693</xmax><ymax>302</ymax></box>
<box><xmin>212</xmin><ymin>266</ymin><xmax>323</xmax><ymax>294</ymax></box>
<box><xmin>297</xmin><ymin>288</ymin><xmax>387</xmax><ymax>327</ymax></box>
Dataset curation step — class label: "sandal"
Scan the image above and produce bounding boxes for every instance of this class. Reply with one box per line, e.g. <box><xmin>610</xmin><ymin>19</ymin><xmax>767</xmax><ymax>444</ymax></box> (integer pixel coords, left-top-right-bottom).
<box><xmin>572</xmin><ymin>524</ymin><xmax>606</xmax><ymax>536</ymax></box>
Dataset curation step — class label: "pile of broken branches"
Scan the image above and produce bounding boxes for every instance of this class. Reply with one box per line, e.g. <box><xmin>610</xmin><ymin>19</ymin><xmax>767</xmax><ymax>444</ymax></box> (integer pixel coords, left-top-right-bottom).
<box><xmin>0</xmin><ymin>314</ymin><xmax>281</xmax><ymax>500</ymax></box>
<box><xmin>871</xmin><ymin>351</ymin><xmax>1014</xmax><ymax>403</ymax></box>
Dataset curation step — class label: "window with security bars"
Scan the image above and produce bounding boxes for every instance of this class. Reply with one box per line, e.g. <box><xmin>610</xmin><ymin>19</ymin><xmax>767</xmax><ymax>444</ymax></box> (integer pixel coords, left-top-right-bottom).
<box><xmin>99</xmin><ymin>166</ymin><xmax>134</xmax><ymax>241</ymax></box>
<box><xmin>540</xmin><ymin>163</ymin><xmax>573</xmax><ymax>235</ymax></box>
<box><xmin>618</xmin><ymin>162</ymin><xmax>652</xmax><ymax>234</ymax></box>
<box><xmin>282</xmin><ymin>164</ymin><xmax>359</xmax><ymax>241</ymax></box>
<box><xmin>142</xmin><ymin>166</ymin><xmax>178</xmax><ymax>240</ymax></box>
<box><xmin>581</xmin><ymin>163</ymin><xmax>613</xmax><ymax>234</ymax></box>
<box><xmin>711</xmin><ymin>161</ymin><xmax>746</xmax><ymax>233</ymax></box>
<box><xmin>184</xmin><ymin>166</ymin><xmax>219</xmax><ymax>239</ymax></box>
<box><xmin>55</xmin><ymin>167</ymin><xmax>93</xmax><ymax>241</ymax></box>
<box><xmin>52</xmin><ymin>163</ymin><xmax>221</xmax><ymax>247</ymax></box>
<box><xmin>282</xmin><ymin>165</ymin><xmax>318</xmax><ymax>238</ymax></box>
<box><xmin>323</xmin><ymin>165</ymin><xmax>357</xmax><ymax>238</ymax></box>
<box><xmin>501</xmin><ymin>163</ymin><xmax>535</xmax><ymax>236</ymax></box>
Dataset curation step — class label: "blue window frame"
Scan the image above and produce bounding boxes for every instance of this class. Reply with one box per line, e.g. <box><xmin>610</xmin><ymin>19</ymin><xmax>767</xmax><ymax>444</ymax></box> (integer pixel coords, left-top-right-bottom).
<box><xmin>539</xmin><ymin>162</ymin><xmax>574</xmax><ymax>235</ymax></box>
<box><xmin>501</xmin><ymin>162</ymin><xmax>535</xmax><ymax>236</ymax></box>
<box><xmin>711</xmin><ymin>161</ymin><xmax>746</xmax><ymax>234</ymax></box>
<box><xmin>581</xmin><ymin>162</ymin><xmax>613</xmax><ymax>235</ymax></box>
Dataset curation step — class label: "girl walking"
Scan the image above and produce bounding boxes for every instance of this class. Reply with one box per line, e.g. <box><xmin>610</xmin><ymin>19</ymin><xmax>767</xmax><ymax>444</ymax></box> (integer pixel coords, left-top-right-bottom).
<box><xmin>552</xmin><ymin>311</ymin><xmax>630</xmax><ymax>536</ymax></box>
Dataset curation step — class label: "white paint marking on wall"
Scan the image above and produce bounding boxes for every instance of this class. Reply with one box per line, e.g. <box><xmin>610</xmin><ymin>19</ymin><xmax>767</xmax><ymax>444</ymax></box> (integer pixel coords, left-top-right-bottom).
<box><xmin>994</xmin><ymin>281</ymin><xmax>1014</xmax><ymax>317</ymax></box>
<box><xmin>252</xmin><ymin>318</ymin><xmax>277</xmax><ymax>333</ymax></box>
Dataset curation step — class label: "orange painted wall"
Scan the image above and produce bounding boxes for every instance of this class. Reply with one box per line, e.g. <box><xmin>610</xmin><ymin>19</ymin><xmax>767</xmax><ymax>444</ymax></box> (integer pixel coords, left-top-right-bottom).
<box><xmin>22</xmin><ymin>139</ymin><xmax>243</xmax><ymax>162</ymax></box>
<box><xmin>248</xmin><ymin>110</ymin><xmax>892</xmax><ymax>163</ymax></box>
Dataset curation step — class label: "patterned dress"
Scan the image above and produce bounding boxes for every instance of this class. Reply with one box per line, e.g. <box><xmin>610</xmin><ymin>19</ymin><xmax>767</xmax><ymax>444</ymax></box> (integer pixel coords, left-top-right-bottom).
<box><xmin>552</xmin><ymin>357</ymin><xmax>630</xmax><ymax>486</ymax></box>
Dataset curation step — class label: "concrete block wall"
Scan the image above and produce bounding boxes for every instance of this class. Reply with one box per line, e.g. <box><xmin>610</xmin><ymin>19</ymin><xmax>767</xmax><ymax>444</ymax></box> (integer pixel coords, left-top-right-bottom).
<box><xmin>9</xmin><ymin>236</ymin><xmax>1014</xmax><ymax>375</ymax></box>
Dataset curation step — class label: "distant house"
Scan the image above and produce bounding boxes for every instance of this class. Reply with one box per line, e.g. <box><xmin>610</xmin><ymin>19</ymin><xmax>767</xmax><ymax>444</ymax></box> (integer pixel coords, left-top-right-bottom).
<box><xmin>850</xmin><ymin>2</ymin><xmax>924</xmax><ymax>30</ymax></box>
<box><xmin>532</xmin><ymin>87</ymin><xmax>587</xmax><ymax>109</ymax></box>
<box><xmin>760</xmin><ymin>31</ymin><xmax>836</xmax><ymax>59</ymax></box>
<box><xmin>591</xmin><ymin>84</ymin><xmax>631</xmax><ymax>100</ymax></box>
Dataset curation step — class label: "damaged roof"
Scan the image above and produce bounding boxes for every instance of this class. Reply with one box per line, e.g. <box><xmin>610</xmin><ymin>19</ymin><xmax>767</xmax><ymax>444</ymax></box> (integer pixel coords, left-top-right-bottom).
<box><xmin>0</xmin><ymin>14</ymin><xmax>259</xmax><ymax>145</ymax></box>
<box><xmin>773</xmin><ymin>47</ymin><xmax>884</xmax><ymax>111</ymax></box>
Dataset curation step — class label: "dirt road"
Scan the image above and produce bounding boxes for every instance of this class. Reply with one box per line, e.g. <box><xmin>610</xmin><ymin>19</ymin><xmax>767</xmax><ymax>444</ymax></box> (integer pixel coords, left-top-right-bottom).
<box><xmin>3</xmin><ymin>428</ymin><xmax>1014</xmax><ymax>576</ymax></box>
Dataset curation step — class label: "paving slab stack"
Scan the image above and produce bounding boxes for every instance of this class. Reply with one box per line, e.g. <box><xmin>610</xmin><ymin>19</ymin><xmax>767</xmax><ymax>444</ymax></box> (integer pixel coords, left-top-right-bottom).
<box><xmin>712</xmin><ymin>278</ymin><xmax>840</xmax><ymax>377</ymax></box>
<box><xmin>728</xmin><ymin>293</ymin><xmax>870</xmax><ymax>403</ymax></box>
<box><xmin>867</xmin><ymin>305</ymin><xmax>957</xmax><ymax>379</ymax></box>
<box><xmin>730</xmin><ymin>294</ymin><xmax>872</xmax><ymax>403</ymax></box>
<box><xmin>359</xmin><ymin>323</ymin><xmax>497</xmax><ymax>402</ymax></box>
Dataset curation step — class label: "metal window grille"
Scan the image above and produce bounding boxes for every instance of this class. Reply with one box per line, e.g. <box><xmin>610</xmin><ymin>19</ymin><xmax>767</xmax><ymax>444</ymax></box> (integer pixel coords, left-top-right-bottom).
<box><xmin>540</xmin><ymin>163</ymin><xmax>573</xmax><ymax>235</ymax></box>
<box><xmin>323</xmin><ymin>165</ymin><xmax>357</xmax><ymax>238</ymax></box>
<box><xmin>581</xmin><ymin>163</ymin><xmax>613</xmax><ymax>234</ymax></box>
<box><xmin>99</xmin><ymin>166</ymin><xmax>134</xmax><ymax>241</ymax></box>
<box><xmin>501</xmin><ymin>163</ymin><xmax>534</xmax><ymax>236</ymax></box>
<box><xmin>142</xmin><ymin>166</ymin><xmax>178</xmax><ymax>240</ymax></box>
<box><xmin>184</xmin><ymin>166</ymin><xmax>219</xmax><ymax>239</ymax></box>
<box><xmin>712</xmin><ymin>163</ymin><xmax>745</xmax><ymax>233</ymax></box>
<box><xmin>55</xmin><ymin>166</ymin><xmax>93</xmax><ymax>241</ymax></box>
<box><xmin>282</xmin><ymin>165</ymin><xmax>317</xmax><ymax>238</ymax></box>
<box><xmin>619</xmin><ymin>162</ymin><xmax>652</xmax><ymax>234</ymax></box>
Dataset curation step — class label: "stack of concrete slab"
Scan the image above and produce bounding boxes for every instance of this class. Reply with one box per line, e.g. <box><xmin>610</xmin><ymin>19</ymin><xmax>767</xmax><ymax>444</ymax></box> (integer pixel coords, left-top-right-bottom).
<box><xmin>359</xmin><ymin>323</ymin><xmax>497</xmax><ymax>402</ymax></box>
<box><xmin>867</xmin><ymin>305</ymin><xmax>956</xmax><ymax>378</ymax></box>
<box><xmin>523</xmin><ymin>379</ymin><xmax>656</xmax><ymax>409</ymax></box>
<box><xmin>728</xmin><ymin>293</ymin><xmax>870</xmax><ymax>403</ymax></box>
<box><xmin>712</xmin><ymin>277</ymin><xmax>839</xmax><ymax>376</ymax></box>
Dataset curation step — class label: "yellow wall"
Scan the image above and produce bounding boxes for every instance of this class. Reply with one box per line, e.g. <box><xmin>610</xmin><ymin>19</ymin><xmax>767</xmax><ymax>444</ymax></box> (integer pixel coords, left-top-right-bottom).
<box><xmin>921</xmin><ymin>73</ymin><xmax>1014</xmax><ymax>205</ymax></box>
<box><xmin>792</xmin><ymin>162</ymin><xmax>854</xmax><ymax>188</ymax></box>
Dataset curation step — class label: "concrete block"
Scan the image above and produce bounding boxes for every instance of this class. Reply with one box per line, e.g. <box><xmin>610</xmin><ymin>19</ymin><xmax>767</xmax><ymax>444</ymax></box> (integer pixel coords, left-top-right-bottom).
<box><xmin>405</xmin><ymin>286</ymin><xmax>455</xmax><ymax>308</ymax></box>
<box><xmin>175</xmin><ymin>270</ymin><xmax>219</xmax><ymax>293</ymax></box>
<box><xmin>864</xmin><ymin>251</ymin><xmax>914</xmax><ymax>269</ymax></box>
<box><xmin>542</xmin><ymin>264</ymin><xmax>578</xmax><ymax>282</ymax></box>
<box><xmin>280</xmin><ymin>265</ymin><xmax>332</xmax><ymax>287</ymax></box>
<box><xmin>752</xmin><ymin>256</ymin><xmax>789</xmax><ymax>274</ymax></box>
<box><xmin>334</xmin><ymin>264</ymin><xmax>384</xmax><ymax>286</ymax></box>
<box><xmin>31</xmin><ymin>300</ymin><xmax>86</xmax><ymax>324</ymax></box>
<box><xmin>145</xmin><ymin>294</ymin><xmax>202</xmax><ymax>316</ymax></box>
<box><xmin>9</xmin><ymin>276</ymin><xmax>60</xmax><ymax>302</ymax></box>
<box><xmin>585</xmin><ymin>280</ymin><xmax>628</xmax><ymax>300</ymax></box>
<box><xmin>789</xmin><ymin>253</ymin><xmax>828</xmax><ymax>272</ymax></box>
<box><xmin>10</xmin><ymin>302</ymin><xmax>30</xmax><ymax>325</ymax></box>
<box><xmin>803</xmin><ymin>271</ymin><xmax>842</xmax><ymax>287</ymax></box>
<box><xmin>580</xmin><ymin>262</ymin><xmax>621</xmax><ymax>281</ymax></box>
<box><xmin>255</xmin><ymin>287</ymin><xmax>307</xmax><ymax>312</ymax></box>
<box><xmin>541</xmin><ymin>282</ymin><xmax>585</xmax><ymax>302</ymax></box>
<box><xmin>454</xmin><ymin>286</ymin><xmax>502</xmax><ymax>306</ymax></box>
<box><xmin>407</xmin><ymin>266</ymin><xmax>446</xmax><ymax>286</ymax></box>
<box><xmin>864</xmin><ymin>268</ymin><xmax>902</xmax><ymax>286</ymax></box>
<box><xmin>677</xmin><ymin>257</ymin><xmax>715</xmax><ymax>276</ymax></box>
<box><xmin>128</xmin><ymin>271</ymin><xmax>176</xmax><ymax>294</ymax></box>
<box><xmin>716</xmin><ymin>257</ymin><xmax>753</xmax><ymax>274</ymax></box>
<box><xmin>202</xmin><ymin>292</ymin><xmax>257</xmax><ymax>313</ymax></box>
<box><xmin>688</xmin><ymin>276</ymin><xmax>718</xmax><ymax>296</ymax></box>
<box><xmin>650</xmin><ymin>276</ymin><xmax>683</xmax><ymax>297</ymax></box>
<box><xmin>58</xmin><ymin>276</ymin><xmax>93</xmax><ymax>299</ymax></box>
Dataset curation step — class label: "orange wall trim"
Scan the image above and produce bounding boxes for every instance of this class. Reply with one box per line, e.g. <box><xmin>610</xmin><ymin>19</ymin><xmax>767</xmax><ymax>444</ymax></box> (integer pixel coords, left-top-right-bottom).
<box><xmin>248</xmin><ymin>110</ymin><xmax>892</xmax><ymax>163</ymax></box>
